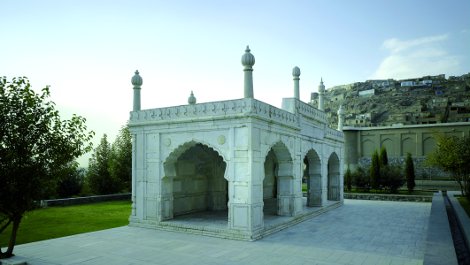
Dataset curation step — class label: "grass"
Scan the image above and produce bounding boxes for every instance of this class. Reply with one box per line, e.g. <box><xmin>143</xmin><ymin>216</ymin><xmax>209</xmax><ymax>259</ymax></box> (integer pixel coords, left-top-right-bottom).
<box><xmin>457</xmin><ymin>196</ymin><xmax>470</xmax><ymax>218</ymax></box>
<box><xmin>0</xmin><ymin>200</ymin><xmax>131</xmax><ymax>247</ymax></box>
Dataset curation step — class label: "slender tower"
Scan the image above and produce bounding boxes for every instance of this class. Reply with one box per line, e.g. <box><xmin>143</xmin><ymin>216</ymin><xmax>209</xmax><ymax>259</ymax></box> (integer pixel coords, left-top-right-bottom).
<box><xmin>241</xmin><ymin>46</ymin><xmax>255</xmax><ymax>98</ymax></box>
<box><xmin>318</xmin><ymin>78</ymin><xmax>325</xmax><ymax>111</ymax></box>
<box><xmin>131</xmin><ymin>70</ymin><xmax>143</xmax><ymax>111</ymax></box>
<box><xmin>292</xmin><ymin>66</ymin><xmax>301</xmax><ymax>100</ymax></box>
<box><xmin>337</xmin><ymin>105</ymin><xmax>345</xmax><ymax>131</ymax></box>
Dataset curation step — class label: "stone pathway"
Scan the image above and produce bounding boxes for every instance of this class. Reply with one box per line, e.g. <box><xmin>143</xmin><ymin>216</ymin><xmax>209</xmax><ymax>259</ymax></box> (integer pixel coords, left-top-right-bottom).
<box><xmin>9</xmin><ymin>200</ymin><xmax>431</xmax><ymax>265</ymax></box>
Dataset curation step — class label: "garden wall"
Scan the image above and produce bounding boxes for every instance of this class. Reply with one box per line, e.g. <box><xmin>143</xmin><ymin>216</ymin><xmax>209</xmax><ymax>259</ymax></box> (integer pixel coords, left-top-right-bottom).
<box><xmin>40</xmin><ymin>193</ymin><xmax>131</xmax><ymax>207</ymax></box>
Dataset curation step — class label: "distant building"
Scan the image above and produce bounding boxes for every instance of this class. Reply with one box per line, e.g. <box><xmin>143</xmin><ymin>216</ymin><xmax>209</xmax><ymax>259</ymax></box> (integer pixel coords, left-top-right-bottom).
<box><xmin>358</xmin><ymin>89</ymin><xmax>375</xmax><ymax>97</ymax></box>
<box><xmin>400</xmin><ymin>81</ymin><xmax>416</xmax><ymax>87</ymax></box>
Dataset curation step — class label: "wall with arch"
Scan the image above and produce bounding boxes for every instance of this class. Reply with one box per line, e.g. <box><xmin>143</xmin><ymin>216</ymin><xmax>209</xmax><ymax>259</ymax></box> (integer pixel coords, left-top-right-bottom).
<box><xmin>344</xmin><ymin>122</ymin><xmax>470</xmax><ymax>169</ymax></box>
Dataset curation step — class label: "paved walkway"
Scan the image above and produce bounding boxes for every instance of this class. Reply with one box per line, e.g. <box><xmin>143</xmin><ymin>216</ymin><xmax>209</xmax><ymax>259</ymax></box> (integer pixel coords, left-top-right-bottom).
<box><xmin>10</xmin><ymin>200</ymin><xmax>431</xmax><ymax>265</ymax></box>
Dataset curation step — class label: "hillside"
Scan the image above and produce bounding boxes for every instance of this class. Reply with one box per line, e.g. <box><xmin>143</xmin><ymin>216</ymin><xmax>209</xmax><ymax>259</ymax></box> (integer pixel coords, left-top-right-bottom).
<box><xmin>312</xmin><ymin>73</ymin><xmax>470</xmax><ymax>128</ymax></box>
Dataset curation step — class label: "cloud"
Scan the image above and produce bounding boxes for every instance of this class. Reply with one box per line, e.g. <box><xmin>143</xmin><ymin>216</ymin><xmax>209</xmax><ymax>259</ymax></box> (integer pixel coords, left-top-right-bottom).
<box><xmin>371</xmin><ymin>34</ymin><xmax>460</xmax><ymax>80</ymax></box>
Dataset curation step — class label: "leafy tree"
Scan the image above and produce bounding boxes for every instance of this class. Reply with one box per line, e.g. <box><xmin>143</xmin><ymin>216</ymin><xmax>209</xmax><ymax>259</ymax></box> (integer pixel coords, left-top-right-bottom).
<box><xmin>87</xmin><ymin>134</ymin><xmax>120</xmax><ymax>194</ymax></box>
<box><xmin>56</xmin><ymin>162</ymin><xmax>85</xmax><ymax>198</ymax></box>
<box><xmin>427</xmin><ymin>134</ymin><xmax>470</xmax><ymax>198</ymax></box>
<box><xmin>344</xmin><ymin>166</ymin><xmax>352</xmax><ymax>192</ymax></box>
<box><xmin>370</xmin><ymin>150</ymin><xmax>381</xmax><ymax>190</ymax></box>
<box><xmin>109</xmin><ymin>125</ymin><xmax>132</xmax><ymax>192</ymax></box>
<box><xmin>0</xmin><ymin>77</ymin><xmax>93</xmax><ymax>258</ymax></box>
<box><xmin>380</xmin><ymin>165</ymin><xmax>405</xmax><ymax>193</ymax></box>
<box><xmin>405</xmin><ymin>153</ymin><xmax>416</xmax><ymax>193</ymax></box>
<box><xmin>352</xmin><ymin>166</ymin><xmax>369</xmax><ymax>191</ymax></box>
<box><xmin>379</xmin><ymin>146</ymin><xmax>388</xmax><ymax>167</ymax></box>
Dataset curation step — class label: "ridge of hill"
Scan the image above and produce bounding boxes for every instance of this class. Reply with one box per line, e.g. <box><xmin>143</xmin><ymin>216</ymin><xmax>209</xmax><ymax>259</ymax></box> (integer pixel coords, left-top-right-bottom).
<box><xmin>313</xmin><ymin>73</ymin><xmax>470</xmax><ymax>128</ymax></box>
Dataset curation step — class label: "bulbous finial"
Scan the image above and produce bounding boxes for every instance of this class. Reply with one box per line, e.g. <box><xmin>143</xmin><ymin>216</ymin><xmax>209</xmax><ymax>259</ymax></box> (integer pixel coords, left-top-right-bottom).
<box><xmin>188</xmin><ymin>91</ymin><xmax>196</xmax><ymax>105</ymax></box>
<box><xmin>292</xmin><ymin>66</ymin><xmax>301</xmax><ymax>77</ymax></box>
<box><xmin>131</xmin><ymin>70</ymin><xmax>143</xmax><ymax>87</ymax></box>
<box><xmin>241</xmin><ymin>45</ymin><xmax>255</xmax><ymax>68</ymax></box>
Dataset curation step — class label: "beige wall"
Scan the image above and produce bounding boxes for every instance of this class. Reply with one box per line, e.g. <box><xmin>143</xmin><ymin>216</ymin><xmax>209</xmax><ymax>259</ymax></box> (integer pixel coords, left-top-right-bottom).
<box><xmin>344</xmin><ymin>122</ymin><xmax>470</xmax><ymax>168</ymax></box>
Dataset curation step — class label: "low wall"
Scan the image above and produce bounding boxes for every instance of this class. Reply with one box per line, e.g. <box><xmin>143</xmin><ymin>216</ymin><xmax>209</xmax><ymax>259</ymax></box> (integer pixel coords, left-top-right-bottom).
<box><xmin>344</xmin><ymin>192</ymin><xmax>432</xmax><ymax>202</ymax></box>
<box><xmin>423</xmin><ymin>192</ymin><xmax>458</xmax><ymax>265</ymax></box>
<box><xmin>40</xmin><ymin>193</ymin><xmax>131</xmax><ymax>207</ymax></box>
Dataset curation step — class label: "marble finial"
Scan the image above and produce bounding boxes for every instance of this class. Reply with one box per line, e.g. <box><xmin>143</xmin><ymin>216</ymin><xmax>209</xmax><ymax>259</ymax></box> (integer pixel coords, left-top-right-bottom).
<box><xmin>188</xmin><ymin>91</ymin><xmax>196</xmax><ymax>105</ymax></box>
<box><xmin>131</xmin><ymin>70</ymin><xmax>143</xmax><ymax>87</ymax></box>
<box><xmin>292</xmin><ymin>66</ymin><xmax>301</xmax><ymax>77</ymax></box>
<box><xmin>241</xmin><ymin>45</ymin><xmax>255</xmax><ymax>67</ymax></box>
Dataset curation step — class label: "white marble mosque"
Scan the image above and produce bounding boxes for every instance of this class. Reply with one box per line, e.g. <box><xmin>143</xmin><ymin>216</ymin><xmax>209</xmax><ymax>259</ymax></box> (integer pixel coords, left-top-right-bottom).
<box><xmin>128</xmin><ymin>46</ymin><xmax>345</xmax><ymax>240</ymax></box>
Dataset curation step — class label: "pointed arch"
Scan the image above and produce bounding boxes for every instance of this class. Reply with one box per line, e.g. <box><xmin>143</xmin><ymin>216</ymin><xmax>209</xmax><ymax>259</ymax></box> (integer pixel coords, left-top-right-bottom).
<box><xmin>263</xmin><ymin>140</ymin><xmax>295</xmax><ymax>217</ymax></box>
<box><xmin>327</xmin><ymin>152</ymin><xmax>340</xmax><ymax>201</ymax></box>
<box><xmin>423</xmin><ymin>137</ymin><xmax>436</xmax><ymax>156</ymax></box>
<box><xmin>303</xmin><ymin>149</ymin><xmax>322</xmax><ymax>207</ymax></box>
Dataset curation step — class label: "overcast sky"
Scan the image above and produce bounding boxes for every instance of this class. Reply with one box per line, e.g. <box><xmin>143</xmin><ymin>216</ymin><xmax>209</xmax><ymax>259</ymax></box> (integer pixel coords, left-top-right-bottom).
<box><xmin>2</xmin><ymin>0</ymin><xmax>469</xmax><ymax>166</ymax></box>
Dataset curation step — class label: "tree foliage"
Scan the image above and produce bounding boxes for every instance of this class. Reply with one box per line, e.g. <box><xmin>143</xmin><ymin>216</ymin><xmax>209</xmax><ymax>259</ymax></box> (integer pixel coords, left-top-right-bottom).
<box><xmin>370</xmin><ymin>150</ymin><xmax>381</xmax><ymax>190</ymax></box>
<box><xmin>87</xmin><ymin>134</ymin><xmax>121</xmax><ymax>195</ymax></box>
<box><xmin>380</xmin><ymin>165</ymin><xmax>405</xmax><ymax>194</ymax></box>
<box><xmin>56</xmin><ymin>162</ymin><xmax>85</xmax><ymax>198</ymax></box>
<box><xmin>405</xmin><ymin>153</ymin><xmax>416</xmax><ymax>193</ymax></box>
<box><xmin>352</xmin><ymin>166</ymin><xmax>369</xmax><ymax>191</ymax></box>
<box><xmin>344</xmin><ymin>166</ymin><xmax>352</xmax><ymax>192</ymax></box>
<box><xmin>379</xmin><ymin>146</ymin><xmax>388</xmax><ymax>167</ymax></box>
<box><xmin>87</xmin><ymin>126</ymin><xmax>132</xmax><ymax>195</ymax></box>
<box><xmin>109</xmin><ymin>125</ymin><xmax>132</xmax><ymax>192</ymax></box>
<box><xmin>0</xmin><ymin>77</ymin><xmax>94</xmax><ymax>258</ymax></box>
<box><xmin>427</xmin><ymin>134</ymin><xmax>470</xmax><ymax>198</ymax></box>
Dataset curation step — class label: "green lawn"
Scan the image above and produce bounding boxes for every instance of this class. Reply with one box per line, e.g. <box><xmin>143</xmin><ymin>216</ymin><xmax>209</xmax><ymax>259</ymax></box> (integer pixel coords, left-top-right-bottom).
<box><xmin>0</xmin><ymin>200</ymin><xmax>131</xmax><ymax>247</ymax></box>
<box><xmin>457</xmin><ymin>196</ymin><xmax>470</xmax><ymax>218</ymax></box>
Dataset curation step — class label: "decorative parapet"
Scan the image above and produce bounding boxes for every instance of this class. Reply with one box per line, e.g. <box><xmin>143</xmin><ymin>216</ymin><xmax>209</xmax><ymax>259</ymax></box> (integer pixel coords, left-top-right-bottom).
<box><xmin>129</xmin><ymin>98</ymin><xmax>298</xmax><ymax>128</ymax></box>
<box><xmin>296</xmin><ymin>100</ymin><xmax>328</xmax><ymax>124</ymax></box>
<box><xmin>325</xmin><ymin>127</ymin><xmax>344</xmax><ymax>142</ymax></box>
<box><xmin>282</xmin><ymin>98</ymin><xmax>327</xmax><ymax>124</ymax></box>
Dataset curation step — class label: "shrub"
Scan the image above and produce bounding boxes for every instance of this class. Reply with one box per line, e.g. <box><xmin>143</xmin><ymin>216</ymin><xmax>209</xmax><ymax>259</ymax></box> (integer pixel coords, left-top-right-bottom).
<box><xmin>380</xmin><ymin>165</ymin><xmax>405</xmax><ymax>193</ymax></box>
<box><xmin>379</xmin><ymin>146</ymin><xmax>388</xmax><ymax>166</ymax></box>
<box><xmin>344</xmin><ymin>167</ymin><xmax>352</xmax><ymax>192</ymax></box>
<box><xmin>370</xmin><ymin>150</ymin><xmax>381</xmax><ymax>190</ymax></box>
<box><xmin>405</xmin><ymin>153</ymin><xmax>416</xmax><ymax>193</ymax></box>
<box><xmin>352</xmin><ymin>166</ymin><xmax>370</xmax><ymax>191</ymax></box>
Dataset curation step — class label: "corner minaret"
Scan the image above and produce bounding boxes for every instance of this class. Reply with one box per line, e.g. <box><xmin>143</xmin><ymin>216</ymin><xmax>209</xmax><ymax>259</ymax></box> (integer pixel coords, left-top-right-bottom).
<box><xmin>241</xmin><ymin>46</ymin><xmax>255</xmax><ymax>98</ymax></box>
<box><xmin>292</xmin><ymin>66</ymin><xmax>301</xmax><ymax>100</ymax></box>
<box><xmin>318</xmin><ymin>78</ymin><xmax>325</xmax><ymax>111</ymax></box>
<box><xmin>337</xmin><ymin>105</ymin><xmax>345</xmax><ymax>131</ymax></box>
<box><xmin>132</xmin><ymin>70</ymin><xmax>143</xmax><ymax>111</ymax></box>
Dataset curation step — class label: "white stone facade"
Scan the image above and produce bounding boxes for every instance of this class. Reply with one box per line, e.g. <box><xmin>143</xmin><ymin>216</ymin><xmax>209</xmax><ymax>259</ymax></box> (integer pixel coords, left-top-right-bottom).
<box><xmin>128</xmin><ymin>48</ymin><xmax>344</xmax><ymax>240</ymax></box>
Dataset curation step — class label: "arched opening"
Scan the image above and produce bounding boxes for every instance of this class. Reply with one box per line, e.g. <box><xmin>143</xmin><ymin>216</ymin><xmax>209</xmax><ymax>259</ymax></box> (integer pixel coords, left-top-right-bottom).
<box><xmin>303</xmin><ymin>149</ymin><xmax>322</xmax><ymax>207</ymax></box>
<box><xmin>327</xmin><ymin>152</ymin><xmax>340</xmax><ymax>201</ymax></box>
<box><xmin>263</xmin><ymin>149</ymin><xmax>278</xmax><ymax>215</ymax></box>
<box><xmin>263</xmin><ymin>141</ymin><xmax>294</xmax><ymax>217</ymax></box>
<box><xmin>165</xmin><ymin>142</ymin><xmax>228</xmax><ymax>222</ymax></box>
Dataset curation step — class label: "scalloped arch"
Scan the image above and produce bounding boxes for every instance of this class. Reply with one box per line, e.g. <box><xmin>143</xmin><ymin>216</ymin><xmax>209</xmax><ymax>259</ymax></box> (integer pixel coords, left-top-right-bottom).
<box><xmin>262</xmin><ymin>140</ymin><xmax>294</xmax><ymax>163</ymax></box>
<box><xmin>165</xmin><ymin>139</ymin><xmax>227</xmax><ymax>165</ymax></box>
<box><xmin>163</xmin><ymin>139</ymin><xmax>229</xmax><ymax>181</ymax></box>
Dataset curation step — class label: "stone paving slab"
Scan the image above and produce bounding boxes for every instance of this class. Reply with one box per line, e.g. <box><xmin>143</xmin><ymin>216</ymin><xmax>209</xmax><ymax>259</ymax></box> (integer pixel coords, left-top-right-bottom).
<box><xmin>7</xmin><ymin>200</ymin><xmax>431</xmax><ymax>265</ymax></box>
